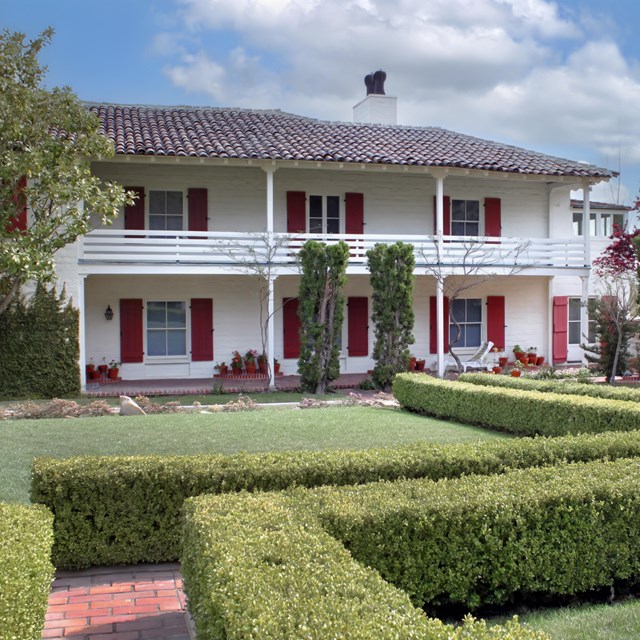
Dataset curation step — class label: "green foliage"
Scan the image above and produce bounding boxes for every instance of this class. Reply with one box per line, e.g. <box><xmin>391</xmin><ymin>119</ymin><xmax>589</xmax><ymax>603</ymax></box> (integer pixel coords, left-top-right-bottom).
<box><xmin>583</xmin><ymin>297</ymin><xmax>635</xmax><ymax>379</ymax></box>
<box><xmin>0</xmin><ymin>28</ymin><xmax>134</xmax><ymax>312</ymax></box>
<box><xmin>367</xmin><ymin>242</ymin><xmax>415</xmax><ymax>390</ymax></box>
<box><xmin>183</xmin><ymin>491</ymin><xmax>547</xmax><ymax>640</ymax></box>
<box><xmin>460</xmin><ymin>372</ymin><xmax>640</xmax><ymax>402</ymax></box>
<box><xmin>0</xmin><ymin>502</ymin><xmax>54</xmax><ymax>640</ymax></box>
<box><xmin>316</xmin><ymin>458</ymin><xmax>640</xmax><ymax>610</ymax></box>
<box><xmin>31</xmin><ymin>428</ymin><xmax>640</xmax><ymax>568</ymax></box>
<box><xmin>394</xmin><ymin>373</ymin><xmax>640</xmax><ymax>436</ymax></box>
<box><xmin>297</xmin><ymin>240</ymin><xmax>349</xmax><ymax>393</ymax></box>
<box><xmin>0</xmin><ymin>284</ymin><xmax>80</xmax><ymax>398</ymax></box>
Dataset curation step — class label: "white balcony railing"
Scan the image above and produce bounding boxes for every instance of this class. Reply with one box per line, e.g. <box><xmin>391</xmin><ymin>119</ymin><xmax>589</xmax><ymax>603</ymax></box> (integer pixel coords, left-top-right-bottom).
<box><xmin>79</xmin><ymin>229</ymin><xmax>588</xmax><ymax>271</ymax></box>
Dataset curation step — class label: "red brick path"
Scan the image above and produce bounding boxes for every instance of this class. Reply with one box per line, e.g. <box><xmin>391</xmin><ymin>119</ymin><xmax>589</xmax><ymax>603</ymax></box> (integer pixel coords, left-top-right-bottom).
<box><xmin>43</xmin><ymin>564</ymin><xmax>191</xmax><ymax>639</ymax></box>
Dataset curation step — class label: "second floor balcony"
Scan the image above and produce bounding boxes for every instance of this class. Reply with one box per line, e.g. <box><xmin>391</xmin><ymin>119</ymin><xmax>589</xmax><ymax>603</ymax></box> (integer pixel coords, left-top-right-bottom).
<box><xmin>78</xmin><ymin>229</ymin><xmax>589</xmax><ymax>276</ymax></box>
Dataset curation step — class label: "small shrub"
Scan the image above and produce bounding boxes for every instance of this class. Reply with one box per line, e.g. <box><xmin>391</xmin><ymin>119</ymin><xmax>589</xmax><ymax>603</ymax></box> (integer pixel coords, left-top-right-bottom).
<box><xmin>0</xmin><ymin>503</ymin><xmax>54</xmax><ymax>640</ymax></box>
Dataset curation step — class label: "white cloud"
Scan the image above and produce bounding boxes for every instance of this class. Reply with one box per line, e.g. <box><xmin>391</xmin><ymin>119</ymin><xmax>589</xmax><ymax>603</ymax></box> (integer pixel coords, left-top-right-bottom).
<box><xmin>157</xmin><ymin>0</ymin><xmax>640</xmax><ymax>202</ymax></box>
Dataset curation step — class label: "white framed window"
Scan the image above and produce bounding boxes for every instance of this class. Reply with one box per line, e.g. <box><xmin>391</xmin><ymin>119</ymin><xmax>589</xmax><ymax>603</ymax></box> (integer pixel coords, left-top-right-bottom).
<box><xmin>451</xmin><ymin>199</ymin><xmax>480</xmax><ymax>236</ymax></box>
<box><xmin>568</xmin><ymin>297</ymin><xmax>596</xmax><ymax>345</ymax></box>
<box><xmin>450</xmin><ymin>298</ymin><xmax>482</xmax><ymax>348</ymax></box>
<box><xmin>572</xmin><ymin>211</ymin><xmax>625</xmax><ymax>237</ymax></box>
<box><xmin>309</xmin><ymin>194</ymin><xmax>340</xmax><ymax>234</ymax></box>
<box><xmin>149</xmin><ymin>190</ymin><xmax>184</xmax><ymax>231</ymax></box>
<box><xmin>147</xmin><ymin>301</ymin><xmax>187</xmax><ymax>357</ymax></box>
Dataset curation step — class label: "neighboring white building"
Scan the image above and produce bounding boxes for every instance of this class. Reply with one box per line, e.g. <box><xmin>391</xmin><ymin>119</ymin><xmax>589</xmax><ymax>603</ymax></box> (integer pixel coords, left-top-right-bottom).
<box><xmin>48</xmin><ymin>88</ymin><xmax>617</xmax><ymax>388</ymax></box>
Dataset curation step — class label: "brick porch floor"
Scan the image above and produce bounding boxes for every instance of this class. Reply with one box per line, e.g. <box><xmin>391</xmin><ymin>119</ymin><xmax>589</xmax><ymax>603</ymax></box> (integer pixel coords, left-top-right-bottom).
<box><xmin>43</xmin><ymin>564</ymin><xmax>191</xmax><ymax>639</ymax></box>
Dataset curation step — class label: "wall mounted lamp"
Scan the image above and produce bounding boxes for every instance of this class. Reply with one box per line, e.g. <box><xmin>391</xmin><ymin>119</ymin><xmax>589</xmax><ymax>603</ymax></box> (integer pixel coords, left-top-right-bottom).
<box><xmin>104</xmin><ymin>305</ymin><xmax>114</xmax><ymax>321</ymax></box>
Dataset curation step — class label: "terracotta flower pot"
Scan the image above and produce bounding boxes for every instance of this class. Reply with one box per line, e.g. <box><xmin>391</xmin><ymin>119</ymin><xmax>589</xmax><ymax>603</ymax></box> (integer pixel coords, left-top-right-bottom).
<box><xmin>409</xmin><ymin>357</ymin><xmax>417</xmax><ymax>371</ymax></box>
<box><xmin>528</xmin><ymin>355</ymin><xmax>537</xmax><ymax>365</ymax></box>
<box><xmin>492</xmin><ymin>366</ymin><xmax>502</xmax><ymax>374</ymax></box>
<box><xmin>274</xmin><ymin>363</ymin><xmax>281</xmax><ymax>375</ymax></box>
<box><xmin>108</xmin><ymin>368</ymin><xmax>119</xmax><ymax>379</ymax></box>
<box><xmin>231</xmin><ymin>366</ymin><xmax>242</xmax><ymax>376</ymax></box>
<box><xmin>536</xmin><ymin>356</ymin><xmax>545</xmax><ymax>366</ymax></box>
<box><xmin>218</xmin><ymin>365</ymin><xmax>228</xmax><ymax>376</ymax></box>
<box><xmin>245</xmin><ymin>362</ymin><xmax>256</xmax><ymax>374</ymax></box>
<box><xmin>415</xmin><ymin>359</ymin><xmax>426</xmax><ymax>372</ymax></box>
<box><xmin>98</xmin><ymin>364</ymin><xmax>108</xmax><ymax>374</ymax></box>
<box><xmin>498</xmin><ymin>357</ymin><xmax>508</xmax><ymax>368</ymax></box>
<box><xmin>511</xmin><ymin>370</ymin><xmax>522</xmax><ymax>377</ymax></box>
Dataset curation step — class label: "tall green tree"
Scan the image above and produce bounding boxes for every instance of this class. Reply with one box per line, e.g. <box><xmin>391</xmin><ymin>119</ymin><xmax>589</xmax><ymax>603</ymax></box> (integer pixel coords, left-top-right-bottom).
<box><xmin>0</xmin><ymin>28</ymin><xmax>134</xmax><ymax>314</ymax></box>
<box><xmin>297</xmin><ymin>240</ymin><xmax>349</xmax><ymax>394</ymax></box>
<box><xmin>367</xmin><ymin>242</ymin><xmax>415</xmax><ymax>390</ymax></box>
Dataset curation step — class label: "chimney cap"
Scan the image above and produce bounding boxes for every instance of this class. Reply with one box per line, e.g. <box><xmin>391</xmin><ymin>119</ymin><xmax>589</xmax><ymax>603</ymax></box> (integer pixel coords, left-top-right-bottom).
<box><xmin>364</xmin><ymin>70</ymin><xmax>386</xmax><ymax>95</ymax></box>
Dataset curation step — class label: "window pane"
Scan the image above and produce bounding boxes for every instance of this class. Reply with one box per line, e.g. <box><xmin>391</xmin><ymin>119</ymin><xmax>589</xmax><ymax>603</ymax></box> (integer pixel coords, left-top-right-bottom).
<box><xmin>309</xmin><ymin>195</ymin><xmax>322</xmax><ymax>218</ymax></box>
<box><xmin>451</xmin><ymin>221</ymin><xmax>465</xmax><ymax>235</ymax></box>
<box><xmin>147</xmin><ymin>331</ymin><xmax>166</xmax><ymax>356</ymax></box>
<box><xmin>149</xmin><ymin>215</ymin><xmax>164</xmax><ymax>230</ymax></box>
<box><xmin>451</xmin><ymin>299</ymin><xmax>465</xmax><ymax>323</ymax></box>
<box><xmin>309</xmin><ymin>218</ymin><xmax>322</xmax><ymax>233</ymax></box>
<box><xmin>452</xmin><ymin>200</ymin><xmax>465</xmax><ymax>220</ymax></box>
<box><xmin>449</xmin><ymin>324</ymin><xmax>460</xmax><ymax>346</ymax></box>
<box><xmin>466</xmin><ymin>201</ymin><xmax>479</xmax><ymax>221</ymax></box>
<box><xmin>166</xmin><ymin>216</ymin><xmax>183</xmax><ymax>230</ymax></box>
<box><xmin>589</xmin><ymin>213</ymin><xmax>596</xmax><ymax>236</ymax></box>
<box><xmin>466</xmin><ymin>222</ymin><xmax>479</xmax><ymax>236</ymax></box>
<box><xmin>569</xmin><ymin>298</ymin><xmax>581</xmax><ymax>322</ymax></box>
<box><xmin>467</xmin><ymin>299</ymin><xmax>482</xmax><ymax>322</ymax></box>
<box><xmin>326</xmin><ymin>196</ymin><xmax>339</xmax><ymax>219</ymax></box>
<box><xmin>167</xmin><ymin>302</ymin><xmax>186</xmax><ymax>328</ymax></box>
<box><xmin>588</xmin><ymin>320</ymin><xmax>596</xmax><ymax>343</ymax></box>
<box><xmin>166</xmin><ymin>191</ymin><xmax>182</xmax><ymax>215</ymax></box>
<box><xmin>149</xmin><ymin>191</ymin><xmax>165</xmax><ymax>214</ymax></box>
<box><xmin>466</xmin><ymin>324</ymin><xmax>481</xmax><ymax>347</ymax></box>
<box><xmin>327</xmin><ymin>218</ymin><xmax>340</xmax><ymax>234</ymax></box>
<box><xmin>613</xmin><ymin>214</ymin><xmax>624</xmax><ymax>228</ymax></box>
<box><xmin>572</xmin><ymin>212</ymin><xmax>583</xmax><ymax>236</ymax></box>
<box><xmin>167</xmin><ymin>330</ymin><xmax>186</xmax><ymax>355</ymax></box>
<box><xmin>568</xmin><ymin>322</ymin><xmax>581</xmax><ymax>344</ymax></box>
<box><xmin>147</xmin><ymin>302</ymin><xmax>166</xmax><ymax>328</ymax></box>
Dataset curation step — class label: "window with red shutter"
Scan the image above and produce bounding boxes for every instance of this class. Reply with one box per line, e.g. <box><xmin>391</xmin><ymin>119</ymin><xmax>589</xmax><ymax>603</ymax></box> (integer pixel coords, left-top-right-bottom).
<box><xmin>432</xmin><ymin>195</ymin><xmax>451</xmax><ymax>236</ymax></box>
<box><xmin>486</xmin><ymin>296</ymin><xmax>505</xmax><ymax>351</ymax></box>
<box><xmin>120</xmin><ymin>299</ymin><xmax>144</xmax><ymax>363</ymax></box>
<box><xmin>347</xmin><ymin>297</ymin><xmax>368</xmax><ymax>356</ymax></box>
<box><xmin>484</xmin><ymin>197</ymin><xmax>501</xmax><ymax>238</ymax></box>
<box><xmin>429</xmin><ymin>296</ymin><xmax>450</xmax><ymax>354</ymax></box>
<box><xmin>124</xmin><ymin>186</ymin><xmax>145</xmax><ymax>234</ymax></box>
<box><xmin>286</xmin><ymin>191</ymin><xmax>306</xmax><ymax>233</ymax></box>
<box><xmin>345</xmin><ymin>193</ymin><xmax>364</xmax><ymax>235</ymax></box>
<box><xmin>191</xmin><ymin>298</ymin><xmax>213</xmax><ymax>361</ymax></box>
<box><xmin>553</xmin><ymin>296</ymin><xmax>569</xmax><ymax>363</ymax></box>
<box><xmin>283</xmin><ymin>297</ymin><xmax>301</xmax><ymax>359</ymax></box>
<box><xmin>188</xmin><ymin>188</ymin><xmax>208</xmax><ymax>233</ymax></box>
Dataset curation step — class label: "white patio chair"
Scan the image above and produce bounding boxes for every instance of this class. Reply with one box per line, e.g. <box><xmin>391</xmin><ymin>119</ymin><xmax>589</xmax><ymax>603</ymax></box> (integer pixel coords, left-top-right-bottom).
<box><xmin>445</xmin><ymin>341</ymin><xmax>494</xmax><ymax>373</ymax></box>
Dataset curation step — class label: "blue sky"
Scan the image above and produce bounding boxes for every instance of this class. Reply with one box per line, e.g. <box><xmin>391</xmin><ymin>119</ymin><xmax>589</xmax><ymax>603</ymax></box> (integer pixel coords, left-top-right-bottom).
<box><xmin>2</xmin><ymin>0</ymin><xmax>640</xmax><ymax>205</ymax></box>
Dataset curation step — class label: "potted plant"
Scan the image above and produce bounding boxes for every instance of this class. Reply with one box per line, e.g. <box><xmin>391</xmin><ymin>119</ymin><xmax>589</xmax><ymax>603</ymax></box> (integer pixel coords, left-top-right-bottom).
<box><xmin>215</xmin><ymin>361</ymin><xmax>228</xmax><ymax>376</ymax></box>
<box><xmin>274</xmin><ymin>357</ymin><xmax>280</xmax><ymax>375</ymax></box>
<box><xmin>511</xmin><ymin>360</ymin><xmax>525</xmax><ymax>377</ymax></box>
<box><xmin>231</xmin><ymin>351</ymin><xmax>244</xmax><ymax>375</ymax></box>
<box><xmin>527</xmin><ymin>346</ymin><xmax>537</xmax><ymax>365</ymax></box>
<box><xmin>512</xmin><ymin>344</ymin><xmax>526</xmax><ymax>364</ymax></box>
<box><xmin>98</xmin><ymin>357</ymin><xmax>108</xmax><ymax>374</ymax></box>
<box><xmin>245</xmin><ymin>349</ymin><xmax>258</xmax><ymax>374</ymax></box>
<box><xmin>408</xmin><ymin>355</ymin><xmax>417</xmax><ymax>371</ymax></box>
<box><xmin>258</xmin><ymin>353</ymin><xmax>268</xmax><ymax>375</ymax></box>
<box><xmin>536</xmin><ymin>355</ymin><xmax>545</xmax><ymax>366</ymax></box>
<box><xmin>108</xmin><ymin>360</ymin><xmax>121</xmax><ymax>380</ymax></box>
<box><xmin>86</xmin><ymin>358</ymin><xmax>96</xmax><ymax>376</ymax></box>
<box><xmin>415</xmin><ymin>357</ymin><xmax>426</xmax><ymax>372</ymax></box>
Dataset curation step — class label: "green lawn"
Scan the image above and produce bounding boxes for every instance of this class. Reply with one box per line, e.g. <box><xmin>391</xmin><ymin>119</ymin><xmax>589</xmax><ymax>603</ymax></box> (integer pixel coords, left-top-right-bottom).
<box><xmin>498</xmin><ymin>600</ymin><xmax>640</xmax><ymax>640</ymax></box>
<box><xmin>0</xmin><ymin>405</ymin><xmax>505</xmax><ymax>503</ymax></box>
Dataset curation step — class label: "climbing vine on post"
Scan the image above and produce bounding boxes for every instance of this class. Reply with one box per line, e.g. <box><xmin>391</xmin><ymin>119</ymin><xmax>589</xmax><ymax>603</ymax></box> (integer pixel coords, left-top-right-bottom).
<box><xmin>367</xmin><ymin>242</ymin><xmax>415</xmax><ymax>390</ymax></box>
<box><xmin>297</xmin><ymin>240</ymin><xmax>349</xmax><ymax>394</ymax></box>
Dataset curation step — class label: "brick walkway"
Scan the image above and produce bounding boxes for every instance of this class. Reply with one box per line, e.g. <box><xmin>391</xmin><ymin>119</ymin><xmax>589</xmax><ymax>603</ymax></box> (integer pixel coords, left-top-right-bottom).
<box><xmin>43</xmin><ymin>564</ymin><xmax>191</xmax><ymax>639</ymax></box>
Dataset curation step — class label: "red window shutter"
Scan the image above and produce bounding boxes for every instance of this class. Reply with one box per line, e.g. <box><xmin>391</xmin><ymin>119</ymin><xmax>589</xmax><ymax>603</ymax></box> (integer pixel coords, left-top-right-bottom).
<box><xmin>553</xmin><ymin>296</ymin><xmax>569</xmax><ymax>363</ymax></box>
<box><xmin>191</xmin><ymin>298</ymin><xmax>213</xmax><ymax>361</ymax></box>
<box><xmin>432</xmin><ymin>195</ymin><xmax>451</xmax><ymax>236</ymax></box>
<box><xmin>345</xmin><ymin>193</ymin><xmax>364</xmax><ymax>234</ymax></box>
<box><xmin>484</xmin><ymin>197</ymin><xmax>501</xmax><ymax>241</ymax></box>
<box><xmin>429</xmin><ymin>295</ymin><xmax>450</xmax><ymax>354</ymax></box>
<box><xmin>283</xmin><ymin>297</ymin><xmax>301</xmax><ymax>359</ymax></box>
<box><xmin>486</xmin><ymin>296</ymin><xmax>505</xmax><ymax>351</ymax></box>
<box><xmin>6</xmin><ymin>176</ymin><xmax>27</xmax><ymax>233</ymax></box>
<box><xmin>188</xmin><ymin>188</ymin><xmax>208</xmax><ymax>232</ymax></box>
<box><xmin>348</xmin><ymin>297</ymin><xmax>368</xmax><ymax>356</ymax></box>
<box><xmin>124</xmin><ymin>186</ymin><xmax>145</xmax><ymax>232</ymax></box>
<box><xmin>287</xmin><ymin>191</ymin><xmax>306</xmax><ymax>233</ymax></box>
<box><xmin>120</xmin><ymin>299</ymin><xmax>144</xmax><ymax>363</ymax></box>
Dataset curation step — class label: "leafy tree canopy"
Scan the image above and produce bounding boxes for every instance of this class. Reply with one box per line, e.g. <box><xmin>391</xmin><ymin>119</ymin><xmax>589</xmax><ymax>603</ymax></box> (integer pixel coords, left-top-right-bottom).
<box><xmin>0</xmin><ymin>28</ymin><xmax>134</xmax><ymax>313</ymax></box>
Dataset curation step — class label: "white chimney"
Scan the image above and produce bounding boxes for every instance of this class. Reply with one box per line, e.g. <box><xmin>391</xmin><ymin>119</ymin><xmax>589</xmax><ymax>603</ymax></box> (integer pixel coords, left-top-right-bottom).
<box><xmin>353</xmin><ymin>69</ymin><xmax>397</xmax><ymax>125</ymax></box>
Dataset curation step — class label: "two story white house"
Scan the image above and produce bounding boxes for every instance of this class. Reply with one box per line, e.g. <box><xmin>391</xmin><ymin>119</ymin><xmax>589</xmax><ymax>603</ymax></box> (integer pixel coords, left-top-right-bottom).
<box><xmin>50</xmin><ymin>89</ymin><xmax>616</xmax><ymax>388</ymax></box>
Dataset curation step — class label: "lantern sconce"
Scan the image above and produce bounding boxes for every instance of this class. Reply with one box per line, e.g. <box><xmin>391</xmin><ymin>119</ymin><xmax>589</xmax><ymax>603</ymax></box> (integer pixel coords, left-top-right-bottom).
<box><xmin>104</xmin><ymin>305</ymin><xmax>114</xmax><ymax>321</ymax></box>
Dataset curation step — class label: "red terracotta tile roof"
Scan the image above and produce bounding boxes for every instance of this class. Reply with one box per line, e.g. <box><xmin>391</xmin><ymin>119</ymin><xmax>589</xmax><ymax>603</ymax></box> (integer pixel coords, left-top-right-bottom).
<box><xmin>86</xmin><ymin>103</ymin><xmax>613</xmax><ymax>179</ymax></box>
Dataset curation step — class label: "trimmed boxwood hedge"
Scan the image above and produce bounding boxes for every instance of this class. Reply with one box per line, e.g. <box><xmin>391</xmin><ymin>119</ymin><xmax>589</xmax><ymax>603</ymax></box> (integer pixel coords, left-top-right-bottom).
<box><xmin>314</xmin><ymin>458</ymin><xmax>640</xmax><ymax>610</ymax></box>
<box><xmin>0</xmin><ymin>503</ymin><xmax>54</xmax><ymax>640</ymax></box>
<box><xmin>183</xmin><ymin>491</ymin><xmax>547</xmax><ymax>640</ymax></box>
<box><xmin>460</xmin><ymin>372</ymin><xmax>640</xmax><ymax>402</ymax></box>
<box><xmin>393</xmin><ymin>373</ymin><xmax>640</xmax><ymax>436</ymax></box>
<box><xmin>32</xmin><ymin>428</ymin><xmax>640</xmax><ymax>568</ymax></box>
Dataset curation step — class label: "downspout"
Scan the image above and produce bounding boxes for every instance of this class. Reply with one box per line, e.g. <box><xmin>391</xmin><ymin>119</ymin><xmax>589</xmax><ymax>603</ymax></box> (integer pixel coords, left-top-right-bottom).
<box><xmin>78</xmin><ymin>274</ymin><xmax>87</xmax><ymax>391</ymax></box>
